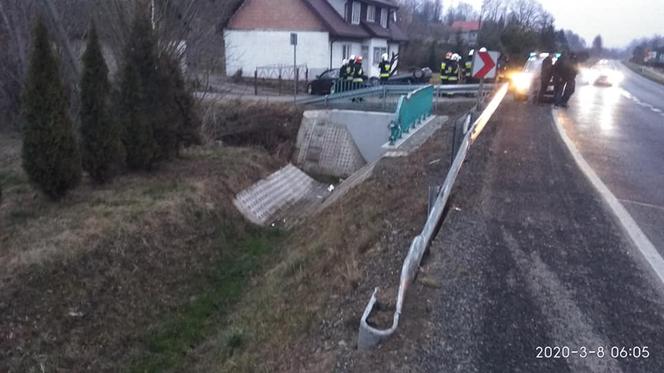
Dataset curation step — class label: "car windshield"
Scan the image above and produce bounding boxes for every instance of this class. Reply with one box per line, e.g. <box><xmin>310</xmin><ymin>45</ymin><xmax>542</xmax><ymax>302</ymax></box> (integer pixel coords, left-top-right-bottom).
<box><xmin>523</xmin><ymin>58</ymin><xmax>544</xmax><ymax>74</ymax></box>
<box><xmin>321</xmin><ymin>69</ymin><xmax>339</xmax><ymax>79</ymax></box>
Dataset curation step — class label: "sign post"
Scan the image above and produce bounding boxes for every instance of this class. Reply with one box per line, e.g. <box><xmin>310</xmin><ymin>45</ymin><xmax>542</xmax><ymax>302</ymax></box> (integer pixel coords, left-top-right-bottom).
<box><xmin>472</xmin><ymin>50</ymin><xmax>500</xmax><ymax>105</ymax></box>
<box><xmin>291</xmin><ymin>33</ymin><xmax>298</xmax><ymax>104</ymax></box>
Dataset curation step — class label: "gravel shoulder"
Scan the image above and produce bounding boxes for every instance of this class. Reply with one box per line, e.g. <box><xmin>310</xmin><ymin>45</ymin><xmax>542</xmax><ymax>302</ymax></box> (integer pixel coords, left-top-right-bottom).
<box><xmin>343</xmin><ymin>99</ymin><xmax>664</xmax><ymax>372</ymax></box>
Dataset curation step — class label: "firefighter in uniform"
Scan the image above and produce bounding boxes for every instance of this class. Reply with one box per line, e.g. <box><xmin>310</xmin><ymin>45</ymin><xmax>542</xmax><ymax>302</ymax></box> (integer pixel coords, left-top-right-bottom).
<box><xmin>441</xmin><ymin>52</ymin><xmax>452</xmax><ymax>85</ymax></box>
<box><xmin>464</xmin><ymin>50</ymin><xmax>475</xmax><ymax>83</ymax></box>
<box><xmin>339</xmin><ymin>58</ymin><xmax>349</xmax><ymax>80</ymax></box>
<box><xmin>352</xmin><ymin>55</ymin><xmax>365</xmax><ymax>87</ymax></box>
<box><xmin>448</xmin><ymin>53</ymin><xmax>461</xmax><ymax>84</ymax></box>
<box><xmin>341</xmin><ymin>55</ymin><xmax>355</xmax><ymax>91</ymax></box>
<box><xmin>379</xmin><ymin>53</ymin><xmax>391</xmax><ymax>83</ymax></box>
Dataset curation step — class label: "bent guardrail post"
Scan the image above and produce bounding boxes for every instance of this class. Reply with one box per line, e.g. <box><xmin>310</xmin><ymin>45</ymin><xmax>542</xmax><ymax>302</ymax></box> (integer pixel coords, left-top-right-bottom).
<box><xmin>358</xmin><ymin>83</ymin><xmax>509</xmax><ymax>350</ymax></box>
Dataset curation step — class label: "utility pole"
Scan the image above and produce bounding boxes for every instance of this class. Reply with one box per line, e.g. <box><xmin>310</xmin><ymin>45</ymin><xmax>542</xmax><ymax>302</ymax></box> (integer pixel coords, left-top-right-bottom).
<box><xmin>291</xmin><ymin>33</ymin><xmax>298</xmax><ymax>104</ymax></box>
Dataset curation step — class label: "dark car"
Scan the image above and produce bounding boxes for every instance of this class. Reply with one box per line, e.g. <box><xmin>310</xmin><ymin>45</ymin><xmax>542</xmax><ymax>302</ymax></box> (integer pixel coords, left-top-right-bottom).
<box><xmin>307</xmin><ymin>69</ymin><xmax>339</xmax><ymax>95</ymax></box>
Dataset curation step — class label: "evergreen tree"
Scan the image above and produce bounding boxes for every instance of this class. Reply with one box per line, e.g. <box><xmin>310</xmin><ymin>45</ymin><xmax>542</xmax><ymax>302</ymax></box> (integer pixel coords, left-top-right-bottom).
<box><xmin>80</xmin><ymin>23</ymin><xmax>123</xmax><ymax>183</ymax></box>
<box><xmin>21</xmin><ymin>19</ymin><xmax>81</xmax><ymax>200</ymax></box>
<box><xmin>117</xmin><ymin>12</ymin><xmax>159</xmax><ymax>170</ymax></box>
<box><xmin>156</xmin><ymin>55</ymin><xmax>201</xmax><ymax>155</ymax></box>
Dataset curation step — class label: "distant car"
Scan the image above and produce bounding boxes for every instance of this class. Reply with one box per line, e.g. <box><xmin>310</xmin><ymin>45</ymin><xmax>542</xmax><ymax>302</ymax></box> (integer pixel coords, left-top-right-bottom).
<box><xmin>594</xmin><ymin>72</ymin><xmax>613</xmax><ymax>86</ymax></box>
<box><xmin>579</xmin><ymin>62</ymin><xmax>623</xmax><ymax>87</ymax></box>
<box><xmin>307</xmin><ymin>69</ymin><xmax>339</xmax><ymax>95</ymax></box>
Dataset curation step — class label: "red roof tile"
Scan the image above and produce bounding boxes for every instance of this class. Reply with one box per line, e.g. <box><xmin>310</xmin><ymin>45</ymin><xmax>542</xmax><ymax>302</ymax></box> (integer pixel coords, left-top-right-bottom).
<box><xmin>228</xmin><ymin>0</ymin><xmax>326</xmax><ymax>31</ymax></box>
<box><xmin>451</xmin><ymin>20</ymin><xmax>481</xmax><ymax>32</ymax></box>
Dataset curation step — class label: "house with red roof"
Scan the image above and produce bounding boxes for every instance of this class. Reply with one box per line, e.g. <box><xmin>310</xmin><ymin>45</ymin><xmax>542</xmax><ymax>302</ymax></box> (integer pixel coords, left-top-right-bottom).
<box><xmin>224</xmin><ymin>0</ymin><xmax>408</xmax><ymax>78</ymax></box>
<box><xmin>448</xmin><ymin>20</ymin><xmax>481</xmax><ymax>46</ymax></box>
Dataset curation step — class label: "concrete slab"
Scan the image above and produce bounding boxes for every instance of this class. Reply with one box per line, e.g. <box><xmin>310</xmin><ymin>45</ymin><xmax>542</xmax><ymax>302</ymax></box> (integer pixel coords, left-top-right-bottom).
<box><xmin>233</xmin><ymin>164</ymin><xmax>328</xmax><ymax>226</ymax></box>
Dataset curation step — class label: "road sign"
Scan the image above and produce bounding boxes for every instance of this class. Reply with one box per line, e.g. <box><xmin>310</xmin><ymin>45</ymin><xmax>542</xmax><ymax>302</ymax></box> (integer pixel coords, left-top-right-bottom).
<box><xmin>290</xmin><ymin>33</ymin><xmax>298</xmax><ymax>46</ymax></box>
<box><xmin>472</xmin><ymin>50</ymin><xmax>500</xmax><ymax>79</ymax></box>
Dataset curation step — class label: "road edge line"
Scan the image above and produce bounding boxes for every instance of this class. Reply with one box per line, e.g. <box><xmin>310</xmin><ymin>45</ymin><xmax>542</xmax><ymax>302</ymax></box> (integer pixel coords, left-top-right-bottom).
<box><xmin>551</xmin><ymin>109</ymin><xmax>664</xmax><ymax>285</ymax></box>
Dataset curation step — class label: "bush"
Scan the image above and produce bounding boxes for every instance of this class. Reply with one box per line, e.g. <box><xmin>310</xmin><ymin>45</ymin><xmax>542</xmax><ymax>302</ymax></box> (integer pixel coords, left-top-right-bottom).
<box><xmin>231</xmin><ymin>69</ymin><xmax>243</xmax><ymax>83</ymax></box>
<box><xmin>201</xmin><ymin>100</ymin><xmax>302</xmax><ymax>162</ymax></box>
<box><xmin>80</xmin><ymin>23</ymin><xmax>123</xmax><ymax>183</ymax></box>
<box><xmin>21</xmin><ymin>19</ymin><xmax>81</xmax><ymax>199</ymax></box>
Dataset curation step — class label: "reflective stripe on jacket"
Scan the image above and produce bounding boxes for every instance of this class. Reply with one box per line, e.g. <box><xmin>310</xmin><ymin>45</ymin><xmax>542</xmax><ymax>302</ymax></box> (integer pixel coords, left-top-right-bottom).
<box><xmin>379</xmin><ymin>61</ymin><xmax>391</xmax><ymax>78</ymax></box>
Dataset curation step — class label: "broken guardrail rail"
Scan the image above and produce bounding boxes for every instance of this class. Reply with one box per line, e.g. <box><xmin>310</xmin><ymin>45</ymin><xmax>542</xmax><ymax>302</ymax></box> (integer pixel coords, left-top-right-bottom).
<box><xmin>357</xmin><ymin>83</ymin><xmax>510</xmax><ymax>350</ymax></box>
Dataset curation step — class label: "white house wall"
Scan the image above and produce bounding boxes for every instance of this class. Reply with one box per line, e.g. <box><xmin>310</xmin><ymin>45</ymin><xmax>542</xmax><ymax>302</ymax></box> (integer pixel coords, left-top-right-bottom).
<box><xmin>225</xmin><ymin>30</ymin><xmax>330</xmax><ymax>78</ymax></box>
<box><xmin>329</xmin><ymin>39</ymin><xmax>401</xmax><ymax>78</ymax></box>
<box><xmin>330</xmin><ymin>40</ymin><xmax>363</xmax><ymax>69</ymax></box>
<box><xmin>367</xmin><ymin>38</ymin><xmax>387</xmax><ymax>77</ymax></box>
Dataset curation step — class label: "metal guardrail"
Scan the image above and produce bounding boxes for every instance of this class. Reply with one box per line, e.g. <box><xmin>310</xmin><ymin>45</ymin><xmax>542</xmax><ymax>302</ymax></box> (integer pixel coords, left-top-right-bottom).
<box><xmin>389</xmin><ymin>86</ymin><xmax>434</xmax><ymax>145</ymax></box>
<box><xmin>296</xmin><ymin>83</ymin><xmax>496</xmax><ymax>106</ymax></box>
<box><xmin>357</xmin><ymin>83</ymin><xmax>510</xmax><ymax>350</ymax></box>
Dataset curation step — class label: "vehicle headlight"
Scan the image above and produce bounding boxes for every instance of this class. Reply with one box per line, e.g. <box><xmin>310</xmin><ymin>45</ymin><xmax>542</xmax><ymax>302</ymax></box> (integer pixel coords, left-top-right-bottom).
<box><xmin>512</xmin><ymin>72</ymin><xmax>533</xmax><ymax>92</ymax></box>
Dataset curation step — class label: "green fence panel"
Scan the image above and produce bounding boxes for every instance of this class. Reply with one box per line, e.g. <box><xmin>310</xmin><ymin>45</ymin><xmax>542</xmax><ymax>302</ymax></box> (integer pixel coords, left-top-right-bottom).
<box><xmin>389</xmin><ymin>85</ymin><xmax>433</xmax><ymax>145</ymax></box>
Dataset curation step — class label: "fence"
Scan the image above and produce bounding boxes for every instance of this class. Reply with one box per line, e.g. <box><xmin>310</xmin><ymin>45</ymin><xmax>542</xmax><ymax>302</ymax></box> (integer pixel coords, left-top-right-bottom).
<box><xmin>253</xmin><ymin>64</ymin><xmax>309</xmax><ymax>96</ymax></box>
<box><xmin>389</xmin><ymin>86</ymin><xmax>434</xmax><ymax>145</ymax></box>
<box><xmin>357</xmin><ymin>83</ymin><xmax>510</xmax><ymax>350</ymax></box>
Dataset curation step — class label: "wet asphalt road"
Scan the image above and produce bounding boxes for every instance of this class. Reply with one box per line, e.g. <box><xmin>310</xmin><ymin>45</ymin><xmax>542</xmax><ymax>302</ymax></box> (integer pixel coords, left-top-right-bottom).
<box><xmin>384</xmin><ymin>98</ymin><xmax>664</xmax><ymax>372</ymax></box>
<box><xmin>556</xmin><ymin>60</ymin><xmax>664</xmax><ymax>253</ymax></box>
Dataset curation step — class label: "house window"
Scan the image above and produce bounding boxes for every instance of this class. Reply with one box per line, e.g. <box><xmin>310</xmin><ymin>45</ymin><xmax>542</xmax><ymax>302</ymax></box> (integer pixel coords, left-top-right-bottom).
<box><xmin>342</xmin><ymin>44</ymin><xmax>352</xmax><ymax>59</ymax></box>
<box><xmin>367</xmin><ymin>5</ymin><xmax>375</xmax><ymax>22</ymax></box>
<box><xmin>380</xmin><ymin>8</ymin><xmax>388</xmax><ymax>28</ymax></box>
<box><xmin>351</xmin><ymin>2</ymin><xmax>361</xmax><ymax>25</ymax></box>
<box><xmin>373</xmin><ymin>47</ymin><xmax>387</xmax><ymax>65</ymax></box>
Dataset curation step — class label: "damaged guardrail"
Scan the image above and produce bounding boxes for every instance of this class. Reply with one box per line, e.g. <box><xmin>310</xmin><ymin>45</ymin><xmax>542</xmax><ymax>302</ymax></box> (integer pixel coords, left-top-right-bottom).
<box><xmin>357</xmin><ymin>83</ymin><xmax>509</xmax><ymax>350</ymax></box>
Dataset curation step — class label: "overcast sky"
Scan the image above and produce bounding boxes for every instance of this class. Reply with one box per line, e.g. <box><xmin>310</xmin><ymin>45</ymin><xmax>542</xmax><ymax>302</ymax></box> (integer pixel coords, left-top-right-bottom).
<box><xmin>446</xmin><ymin>0</ymin><xmax>664</xmax><ymax>48</ymax></box>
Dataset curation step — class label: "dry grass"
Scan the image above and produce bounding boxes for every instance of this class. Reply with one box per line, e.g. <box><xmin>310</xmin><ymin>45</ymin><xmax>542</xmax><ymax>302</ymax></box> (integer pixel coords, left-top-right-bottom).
<box><xmin>183</xmin><ymin>125</ymin><xmax>454</xmax><ymax>372</ymax></box>
<box><xmin>0</xmin><ymin>139</ymin><xmax>281</xmax><ymax>281</ymax></box>
<box><xmin>0</xmin><ymin>130</ymin><xmax>286</xmax><ymax>372</ymax></box>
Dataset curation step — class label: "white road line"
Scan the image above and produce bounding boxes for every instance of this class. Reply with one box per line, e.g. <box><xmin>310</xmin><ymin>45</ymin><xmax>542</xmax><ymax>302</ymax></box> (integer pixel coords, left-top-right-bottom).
<box><xmin>619</xmin><ymin>88</ymin><xmax>664</xmax><ymax>114</ymax></box>
<box><xmin>620</xmin><ymin>199</ymin><xmax>664</xmax><ymax>212</ymax></box>
<box><xmin>551</xmin><ymin>110</ymin><xmax>664</xmax><ymax>286</ymax></box>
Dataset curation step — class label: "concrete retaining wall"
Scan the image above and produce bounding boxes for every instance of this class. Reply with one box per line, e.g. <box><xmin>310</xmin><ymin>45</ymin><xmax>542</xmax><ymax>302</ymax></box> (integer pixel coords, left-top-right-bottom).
<box><xmin>295</xmin><ymin>110</ymin><xmax>394</xmax><ymax>178</ymax></box>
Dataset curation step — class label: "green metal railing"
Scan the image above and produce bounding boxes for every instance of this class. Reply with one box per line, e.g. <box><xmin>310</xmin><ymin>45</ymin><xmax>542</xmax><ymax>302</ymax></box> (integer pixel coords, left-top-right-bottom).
<box><xmin>389</xmin><ymin>85</ymin><xmax>434</xmax><ymax>145</ymax></box>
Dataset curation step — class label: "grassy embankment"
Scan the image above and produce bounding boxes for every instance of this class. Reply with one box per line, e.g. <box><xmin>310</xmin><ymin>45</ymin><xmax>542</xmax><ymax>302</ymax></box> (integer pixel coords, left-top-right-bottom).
<box><xmin>0</xmin><ymin>101</ymin><xmax>301</xmax><ymax>372</ymax></box>
<box><xmin>623</xmin><ymin>61</ymin><xmax>664</xmax><ymax>85</ymax></box>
